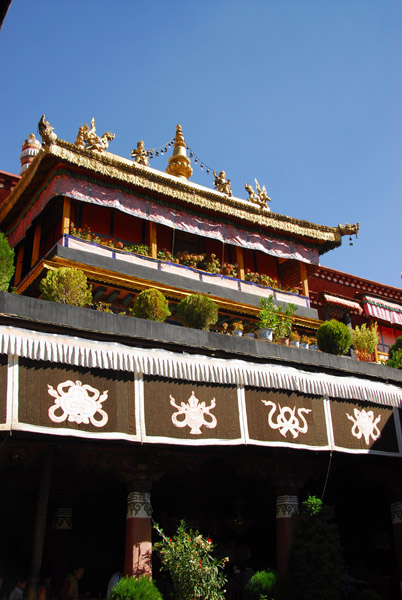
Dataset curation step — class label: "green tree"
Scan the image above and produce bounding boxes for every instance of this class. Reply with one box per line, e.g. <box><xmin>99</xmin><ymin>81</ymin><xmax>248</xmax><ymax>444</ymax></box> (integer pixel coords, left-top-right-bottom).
<box><xmin>0</xmin><ymin>232</ymin><xmax>15</xmax><ymax>291</ymax></box>
<box><xmin>39</xmin><ymin>267</ymin><xmax>92</xmax><ymax>306</ymax></box>
<box><xmin>287</xmin><ymin>496</ymin><xmax>343</xmax><ymax>600</ymax></box>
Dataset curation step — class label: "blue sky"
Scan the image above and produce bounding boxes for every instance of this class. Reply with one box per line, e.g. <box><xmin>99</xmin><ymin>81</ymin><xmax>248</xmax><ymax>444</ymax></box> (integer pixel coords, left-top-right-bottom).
<box><xmin>1</xmin><ymin>1</ymin><xmax>401</xmax><ymax>288</ymax></box>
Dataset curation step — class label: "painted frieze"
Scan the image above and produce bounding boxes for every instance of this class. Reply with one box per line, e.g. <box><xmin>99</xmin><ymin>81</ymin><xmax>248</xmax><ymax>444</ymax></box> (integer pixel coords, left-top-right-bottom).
<box><xmin>245</xmin><ymin>388</ymin><xmax>329</xmax><ymax>449</ymax></box>
<box><xmin>18</xmin><ymin>359</ymin><xmax>136</xmax><ymax>436</ymax></box>
<box><xmin>330</xmin><ymin>399</ymin><xmax>398</xmax><ymax>454</ymax></box>
<box><xmin>143</xmin><ymin>377</ymin><xmax>240</xmax><ymax>443</ymax></box>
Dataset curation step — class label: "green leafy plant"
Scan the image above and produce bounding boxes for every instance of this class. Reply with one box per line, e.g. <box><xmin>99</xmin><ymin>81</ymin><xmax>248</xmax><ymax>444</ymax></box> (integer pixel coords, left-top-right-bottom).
<box><xmin>0</xmin><ymin>232</ymin><xmax>15</xmax><ymax>291</ymax></box>
<box><xmin>274</xmin><ymin>303</ymin><xmax>297</xmax><ymax>340</ymax></box>
<box><xmin>131</xmin><ymin>288</ymin><xmax>171</xmax><ymax>322</ymax></box>
<box><xmin>108</xmin><ymin>575</ymin><xmax>162</xmax><ymax>600</ymax></box>
<box><xmin>157</xmin><ymin>248</ymin><xmax>178</xmax><ymax>262</ymax></box>
<box><xmin>287</xmin><ymin>496</ymin><xmax>343</xmax><ymax>600</ymax></box>
<box><xmin>125</xmin><ymin>243</ymin><xmax>151</xmax><ymax>256</ymax></box>
<box><xmin>256</xmin><ymin>296</ymin><xmax>280</xmax><ymax>330</ymax></box>
<box><xmin>39</xmin><ymin>267</ymin><xmax>92</xmax><ymax>306</ymax></box>
<box><xmin>153</xmin><ymin>520</ymin><xmax>227</xmax><ymax>600</ymax></box>
<box><xmin>95</xmin><ymin>301</ymin><xmax>113</xmax><ymax>313</ymax></box>
<box><xmin>316</xmin><ymin>319</ymin><xmax>352</xmax><ymax>355</ymax></box>
<box><xmin>176</xmin><ymin>294</ymin><xmax>218</xmax><ymax>331</ymax></box>
<box><xmin>289</xmin><ymin>331</ymin><xmax>300</xmax><ymax>342</ymax></box>
<box><xmin>351</xmin><ymin>323</ymin><xmax>379</xmax><ymax>360</ymax></box>
<box><xmin>176</xmin><ymin>251</ymin><xmax>206</xmax><ymax>269</ymax></box>
<box><xmin>244</xmin><ymin>569</ymin><xmax>277</xmax><ymax>600</ymax></box>
<box><xmin>202</xmin><ymin>253</ymin><xmax>221</xmax><ymax>274</ymax></box>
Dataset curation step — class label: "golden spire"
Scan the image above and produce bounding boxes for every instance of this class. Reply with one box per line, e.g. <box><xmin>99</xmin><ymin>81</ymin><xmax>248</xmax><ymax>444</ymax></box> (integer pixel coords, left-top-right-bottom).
<box><xmin>166</xmin><ymin>124</ymin><xmax>193</xmax><ymax>180</ymax></box>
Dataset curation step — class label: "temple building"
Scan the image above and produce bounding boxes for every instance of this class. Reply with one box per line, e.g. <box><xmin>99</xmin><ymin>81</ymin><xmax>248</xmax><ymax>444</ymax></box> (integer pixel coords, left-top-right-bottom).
<box><xmin>0</xmin><ymin>117</ymin><xmax>401</xmax><ymax>599</ymax></box>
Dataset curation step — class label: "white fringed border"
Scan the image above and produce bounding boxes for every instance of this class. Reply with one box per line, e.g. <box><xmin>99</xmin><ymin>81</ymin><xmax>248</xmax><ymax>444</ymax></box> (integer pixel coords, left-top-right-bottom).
<box><xmin>0</xmin><ymin>325</ymin><xmax>401</xmax><ymax>407</ymax></box>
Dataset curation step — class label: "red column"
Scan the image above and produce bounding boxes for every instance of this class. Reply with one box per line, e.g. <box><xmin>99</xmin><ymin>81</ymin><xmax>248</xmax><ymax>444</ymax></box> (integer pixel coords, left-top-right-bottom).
<box><xmin>124</xmin><ymin>488</ymin><xmax>152</xmax><ymax>578</ymax></box>
<box><xmin>50</xmin><ymin>507</ymin><xmax>73</xmax><ymax>594</ymax></box>
<box><xmin>276</xmin><ymin>494</ymin><xmax>299</xmax><ymax>573</ymax></box>
<box><xmin>391</xmin><ymin>501</ymin><xmax>402</xmax><ymax>599</ymax></box>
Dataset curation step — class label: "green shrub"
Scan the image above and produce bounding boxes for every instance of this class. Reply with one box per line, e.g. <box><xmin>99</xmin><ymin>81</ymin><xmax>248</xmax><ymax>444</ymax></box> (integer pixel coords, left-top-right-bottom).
<box><xmin>389</xmin><ymin>336</ymin><xmax>402</xmax><ymax>359</ymax></box>
<box><xmin>351</xmin><ymin>323</ymin><xmax>379</xmax><ymax>357</ymax></box>
<box><xmin>244</xmin><ymin>569</ymin><xmax>276</xmax><ymax>600</ymax></box>
<box><xmin>154</xmin><ymin>520</ymin><xmax>227</xmax><ymax>600</ymax></box>
<box><xmin>39</xmin><ymin>267</ymin><xmax>92</xmax><ymax>306</ymax></box>
<box><xmin>0</xmin><ymin>232</ymin><xmax>15</xmax><ymax>291</ymax></box>
<box><xmin>387</xmin><ymin>349</ymin><xmax>402</xmax><ymax>369</ymax></box>
<box><xmin>131</xmin><ymin>288</ymin><xmax>171</xmax><ymax>322</ymax></box>
<box><xmin>108</xmin><ymin>575</ymin><xmax>162</xmax><ymax>600</ymax></box>
<box><xmin>316</xmin><ymin>319</ymin><xmax>352</xmax><ymax>355</ymax></box>
<box><xmin>176</xmin><ymin>294</ymin><xmax>218</xmax><ymax>331</ymax></box>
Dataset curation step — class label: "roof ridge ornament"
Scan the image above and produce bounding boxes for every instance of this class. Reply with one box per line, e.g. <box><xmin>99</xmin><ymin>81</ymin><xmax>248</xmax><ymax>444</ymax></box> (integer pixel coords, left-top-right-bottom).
<box><xmin>38</xmin><ymin>115</ymin><xmax>58</xmax><ymax>146</ymax></box>
<box><xmin>165</xmin><ymin>124</ymin><xmax>193</xmax><ymax>180</ymax></box>
<box><xmin>213</xmin><ymin>170</ymin><xmax>232</xmax><ymax>196</ymax></box>
<box><xmin>74</xmin><ymin>117</ymin><xmax>115</xmax><ymax>153</ymax></box>
<box><xmin>338</xmin><ymin>222</ymin><xmax>360</xmax><ymax>237</ymax></box>
<box><xmin>131</xmin><ymin>140</ymin><xmax>150</xmax><ymax>166</ymax></box>
<box><xmin>245</xmin><ymin>178</ymin><xmax>271</xmax><ymax>210</ymax></box>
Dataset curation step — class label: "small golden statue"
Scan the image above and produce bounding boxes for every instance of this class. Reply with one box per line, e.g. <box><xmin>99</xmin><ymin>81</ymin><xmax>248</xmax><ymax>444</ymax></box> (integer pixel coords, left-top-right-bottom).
<box><xmin>213</xmin><ymin>170</ymin><xmax>232</xmax><ymax>196</ymax></box>
<box><xmin>75</xmin><ymin>118</ymin><xmax>115</xmax><ymax>152</ymax></box>
<box><xmin>38</xmin><ymin>115</ymin><xmax>57</xmax><ymax>146</ymax></box>
<box><xmin>245</xmin><ymin>178</ymin><xmax>271</xmax><ymax>210</ymax></box>
<box><xmin>131</xmin><ymin>140</ymin><xmax>150</xmax><ymax>166</ymax></box>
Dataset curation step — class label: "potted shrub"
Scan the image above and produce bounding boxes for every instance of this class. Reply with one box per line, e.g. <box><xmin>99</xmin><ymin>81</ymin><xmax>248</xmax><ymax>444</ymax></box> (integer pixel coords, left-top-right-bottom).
<box><xmin>309</xmin><ymin>337</ymin><xmax>319</xmax><ymax>351</ymax></box>
<box><xmin>232</xmin><ymin>321</ymin><xmax>244</xmax><ymax>336</ymax></box>
<box><xmin>130</xmin><ymin>288</ymin><xmax>171</xmax><ymax>322</ymax></box>
<box><xmin>176</xmin><ymin>294</ymin><xmax>218</xmax><ymax>331</ymax></box>
<box><xmin>300</xmin><ymin>335</ymin><xmax>310</xmax><ymax>349</ymax></box>
<box><xmin>289</xmin><ymin>331</ymin><xmax>300</xmax><ymax>347</ymax></box>
<box><xmin>351</xmin><ymin>322</ymin><xmax>379</xmax><ymax>361</ymax></box>
<box><xmin>274</xmin><ymin>302</ymin><xmax>297</xmax><ymax>343</ymax></box>
<box><xmin>255</xmin><ymin>296</ymin><xmax>280</xmax><ymax>341</ymax></box>
<box><xmin>108</xmin><ymin>575</ymin><xmax>162</xmax><ymax>600</ymax></box>
<box><xmin>316</xmin><ymin>320</ymin><xmax>352</xmax><ymax>356</ymax></box>
<box><xmin>39</xmin><ymin>267</ymin><xmax>92</xmax><ymax>306</ymax></box>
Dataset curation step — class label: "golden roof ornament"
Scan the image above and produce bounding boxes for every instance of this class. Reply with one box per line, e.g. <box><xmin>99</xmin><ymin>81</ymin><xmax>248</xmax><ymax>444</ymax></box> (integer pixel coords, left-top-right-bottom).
<box><xmin>166</xmin><ymin>124</ymin><xmax>193</xmax><ymax>180</ymax></box>
<box><xmin>38</xmin><ymin>115</ymin><xmax>57</xmax><ymax>146</ymax></box>
<box><xmin>245</xmin><ymin>178</ymin><xmax>271</xmax><ymax>210</ymax></box>
<box><xmin>74</xmin><ymin>118</ymin><xmax>115</xmax><ymax>152</ymax></box>
<box><xmin>131</xmin><ymin>140</ymin><xmax>150</xmax><ymax>166</ymax></box>
<box><xmin>213</xmin><ymin>170</ymin><xmax>232</xmax><ymax>196</ymax></box>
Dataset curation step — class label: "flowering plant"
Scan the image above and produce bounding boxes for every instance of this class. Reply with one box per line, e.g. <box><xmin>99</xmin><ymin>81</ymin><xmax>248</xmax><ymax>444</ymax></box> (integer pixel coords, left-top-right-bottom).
<box><xmin>232</xmin><ymin>321</ymin><xmax>244</xmax><ymax>331</ymax></box>
<box><xmin>153</xmin><ymin>520</ymin><xmax>228</xmax><ymax>600</ymax></box>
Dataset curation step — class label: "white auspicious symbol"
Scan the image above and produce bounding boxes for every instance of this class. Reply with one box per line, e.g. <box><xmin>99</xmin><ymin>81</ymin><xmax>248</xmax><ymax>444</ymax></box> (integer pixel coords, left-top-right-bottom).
<box><xmin>47</xmin><ymin>380</ymin><xmax>109</xmax><ymax>427</ymax></box>
<box><xmin>346</xmin><ymin>408</ymin><xmax>381</xmax><ymax>445</ymax></box>
<box><xmin>262</xmin><ymin>400</ymin><xmax>311</xmax><ymax>439</ymax></box>
<box><xmin>170</xmin><ymin>391</ymin><xmax>217</xmax><ymax>434</ymax></box>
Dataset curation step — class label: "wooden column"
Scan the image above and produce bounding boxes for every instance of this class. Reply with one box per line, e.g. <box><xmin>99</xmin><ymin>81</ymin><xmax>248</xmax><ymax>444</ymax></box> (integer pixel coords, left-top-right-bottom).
<box><xmin>31</xmin><ymin>224</ymin><xmax>42</xmax><ymax>268</ymax></box>
<box><xmin>62</xmin><ymin>198</ymin><xmax>71</xmax><ymax>235</ymax></box>
<box><xmin>300</xmin><ymin>262</ymin><xmax>309</xmax><ymax>297</ymax></box>
<box><xmin>27</xmin><ymin>448</ymin><xmax>53</xmax><ymax>600</ymax></box>
<box><xmin>149</xmin><ymin>222</ymin><xmax>157</xmax><ymax>259</ymax></box>
<box><xmin>14</xmin><ymin>245</ymin><xmax>25</xmax><ymax>285</ymax></box>
<box><xmin>50</xmin><ymin>507</ymin><xmax>73</xmax><ymax>595</ymax></box>
<box><xmin>235</xmin><ymin>246</ymin><xmax>245</xmax><ymax>280</ymax></box>
<box><xmin>124</xmin><ymin>482</ymin><xmax>152</xmax><ymax>578</ymax></box>
<box><xmin>276</xmin><ymin>494</ymin><xmax>299</xmax><ymax>573</ymax></box>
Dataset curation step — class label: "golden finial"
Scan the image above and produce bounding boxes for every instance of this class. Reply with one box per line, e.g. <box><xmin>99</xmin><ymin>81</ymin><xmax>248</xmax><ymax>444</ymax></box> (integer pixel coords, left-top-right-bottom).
<box><xmin>166</xmin><ymin>124</ymin><xmax>193</xmax><ymax>180</ymax></box>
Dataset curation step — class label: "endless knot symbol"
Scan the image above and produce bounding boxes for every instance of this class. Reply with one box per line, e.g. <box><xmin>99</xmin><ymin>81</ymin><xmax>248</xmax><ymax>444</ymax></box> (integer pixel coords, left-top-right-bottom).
<box><xmin>47</xmin><ymin>379</ymin><xmax>109</xmax><ymax>427</ymax></box>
